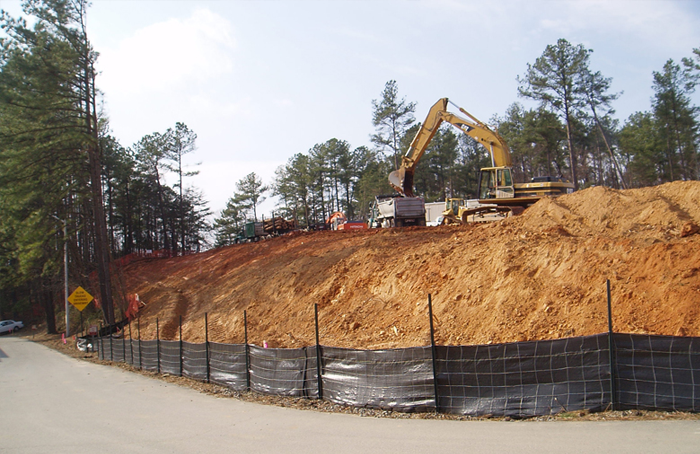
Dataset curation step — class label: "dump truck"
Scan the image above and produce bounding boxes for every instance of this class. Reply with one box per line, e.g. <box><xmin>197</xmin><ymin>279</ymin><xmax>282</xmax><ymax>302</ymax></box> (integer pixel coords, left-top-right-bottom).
<box><xmin>370</xmin><ymin>195</ymin><xmax>426</xmax><ymax>228</ymax></box>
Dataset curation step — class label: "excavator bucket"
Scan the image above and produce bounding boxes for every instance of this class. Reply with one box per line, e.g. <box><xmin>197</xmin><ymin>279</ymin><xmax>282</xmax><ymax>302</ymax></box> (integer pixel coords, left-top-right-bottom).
<box><xmin>389</xmin><ymin>167</ymin><xmax>414</xmax><ymax>197</ymax></box>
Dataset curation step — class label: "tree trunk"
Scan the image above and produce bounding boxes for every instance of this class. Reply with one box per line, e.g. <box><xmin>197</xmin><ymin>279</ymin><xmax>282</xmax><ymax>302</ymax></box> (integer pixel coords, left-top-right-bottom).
<box><xmin>42</xmin><ymin>285</ymin><xmax>57</xmax><ymax>335</ymax></box>
<box><xmin>564</xmin><ymin>113</ymin><xmax>578</xmax><ymax>190</ymax></box>
<box><xmin>85</xmin><ymin>59</ymin><xmax>114</xmax><ymax>325</ymax></box>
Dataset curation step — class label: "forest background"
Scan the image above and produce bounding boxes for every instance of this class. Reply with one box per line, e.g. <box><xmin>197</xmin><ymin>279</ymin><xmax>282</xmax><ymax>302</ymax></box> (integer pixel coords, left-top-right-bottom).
<box><xmin>0</xmin><ymin>0</ymin><xmax>698</xmax><ymax>331</ymax></box>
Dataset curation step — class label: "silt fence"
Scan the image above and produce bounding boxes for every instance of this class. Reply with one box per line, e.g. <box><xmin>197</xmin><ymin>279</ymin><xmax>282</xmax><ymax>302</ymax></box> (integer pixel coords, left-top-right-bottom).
<box><xmin>98</xmin><ymin>330</ymin><xmax>700</xmax><ymax>417</ymax></box>
<box><xmin>96</xmin><ymin>283</ymin><xmax>699</xmax><ymax>417</ymax></box>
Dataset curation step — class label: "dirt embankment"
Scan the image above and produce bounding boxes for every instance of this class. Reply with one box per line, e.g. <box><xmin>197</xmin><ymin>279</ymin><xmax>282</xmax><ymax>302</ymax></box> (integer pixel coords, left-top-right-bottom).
<box><xmin>120</xmin><ymin>181</ymin><xmax>700</xmax><ymax>349</ymax></box>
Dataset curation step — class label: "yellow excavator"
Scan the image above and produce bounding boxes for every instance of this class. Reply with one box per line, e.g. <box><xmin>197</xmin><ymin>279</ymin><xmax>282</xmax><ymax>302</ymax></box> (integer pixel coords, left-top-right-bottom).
<box><xmin>389</xmin><ymin>98</ymin><xmax>574</xmax><ymax>223</ymax></box>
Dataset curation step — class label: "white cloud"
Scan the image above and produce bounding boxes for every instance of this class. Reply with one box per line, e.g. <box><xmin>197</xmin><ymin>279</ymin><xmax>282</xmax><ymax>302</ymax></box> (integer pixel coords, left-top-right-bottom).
<box><xmin>97</xmin><ymin>9</ymin><xmax>236</xmax><ymax>96</ymax></box>
<box><xmin>535</xmin><ymin>1</ymin><xmax>697</xmax><ymax>53</ymax></box>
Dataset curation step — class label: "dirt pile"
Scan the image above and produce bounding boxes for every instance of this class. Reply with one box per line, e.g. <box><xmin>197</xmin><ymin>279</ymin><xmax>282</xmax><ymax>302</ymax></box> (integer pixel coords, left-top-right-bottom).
<box><xmin>120</xmin><ymin>181</ymin><xmax>700</xmax><ymax>349</ymax></box>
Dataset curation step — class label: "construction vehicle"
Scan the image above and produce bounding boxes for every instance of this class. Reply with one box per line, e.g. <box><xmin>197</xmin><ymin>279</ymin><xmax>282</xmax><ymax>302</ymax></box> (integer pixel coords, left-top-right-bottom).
<box><xmin>370</xmin><ymin>195</ymin><xmax>426</xmax><ymax>228</ymax></box>
<box><xmin>338</xmin><ymin>220</ymin><xmax>367</xmax><ymax>230</ymax></box>
<box><xmin>389</xmin><ymin>98</ymin><xmax>574</xmax><ymax>221</ymax></box>
<box><xmin>425</xmin><ymin>202</ymin><xmax>446</xmax><ymax>226</ymax></box>
<box><xmin>441</xmin><ymin>198</ymin><xmax>513</xmax><ymax>225</ymax></box>
<box><xmin>327</xmin><ymin>212</ymin><xmax>347</xmax><ymax>230</ymax></box>
<box><xmin>326</xmin><ymin>212</ymin><xmax>368</xmax><ymax>230</ymax></box>
<box><xmin>236</xmin><ymin>216</ymin><xmax>297</xmax><ymax>242</ymax></box>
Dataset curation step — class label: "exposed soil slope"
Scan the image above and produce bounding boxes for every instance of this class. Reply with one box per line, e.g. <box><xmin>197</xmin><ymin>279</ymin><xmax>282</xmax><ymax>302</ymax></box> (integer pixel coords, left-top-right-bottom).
<box><xmin>120</xmin><ymin>181</ymin><xmax>700</xmax><ymax>349</ymax></box>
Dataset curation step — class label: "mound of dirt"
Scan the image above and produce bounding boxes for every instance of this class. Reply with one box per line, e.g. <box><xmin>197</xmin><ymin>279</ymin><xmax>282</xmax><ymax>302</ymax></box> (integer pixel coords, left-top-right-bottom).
<box><xmin>119</xmin><ymin>181</ymin><xmax>700</xmax><ymax>349</ymax></box>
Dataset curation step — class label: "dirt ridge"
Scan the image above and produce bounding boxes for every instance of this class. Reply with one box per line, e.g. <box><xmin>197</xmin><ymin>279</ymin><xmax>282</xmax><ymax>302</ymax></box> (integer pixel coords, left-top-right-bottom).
<box><xmin>121</xmin><ymin>181</ymin><xmax>700</xmax><ymax>349</ymax></box>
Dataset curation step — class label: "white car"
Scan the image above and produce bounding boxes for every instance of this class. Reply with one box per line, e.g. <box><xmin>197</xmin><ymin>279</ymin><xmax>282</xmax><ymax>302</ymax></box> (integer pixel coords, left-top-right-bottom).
<box><xmin>0</xmin><ymin>320</ymin><xmax>23</xmax><ymax>334</ymax></box>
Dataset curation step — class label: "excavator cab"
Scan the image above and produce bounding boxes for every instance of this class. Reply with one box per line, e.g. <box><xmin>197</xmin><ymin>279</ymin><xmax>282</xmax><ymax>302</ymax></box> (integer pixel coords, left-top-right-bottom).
<box><xmin>478</xmin><ymin>167</ymin><xmax>514</xmax><ymax>199</ymax></box>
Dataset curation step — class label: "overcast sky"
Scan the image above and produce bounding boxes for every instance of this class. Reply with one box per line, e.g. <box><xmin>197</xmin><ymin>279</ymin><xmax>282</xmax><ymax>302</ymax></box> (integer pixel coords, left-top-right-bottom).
<box><xmin>2</xmin><ymin>0</ymin><xmax>699</xmax><ymax>218</ymax></box>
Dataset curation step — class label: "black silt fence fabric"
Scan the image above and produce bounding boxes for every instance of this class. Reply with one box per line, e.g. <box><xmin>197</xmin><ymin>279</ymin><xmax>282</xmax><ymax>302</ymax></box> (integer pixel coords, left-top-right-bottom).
<box><xmin>160</xmin><ymin>340</ymin><xmax>181</xmax><ymax>375</ymax></box>
<box><xmin>304</xmin><ymin>346</ymin><xmax>319</xmax><ymax>399</ymax></box>
<box><xmin>112</xmin><ymin>338</ymin><xmax>127</xmax><ymax>363</ymax></box>
<box><xmin>209</xmin><ymin>342</ymin><xmax>247</xmax><ymax>390</ymax></box>
<box><xmin>121</xmin><ymin>339</ymin><xmax>132</xmax><ymax>365</ymax></box>
<box><xmin>248</xmin><ymin>345</ymin><xmax>311</xmax><ymax>397</ymax></box>
<box><xmin>139</xmin><ymin>340</ymin><xmax>159</xmax><ymax>372</ymax></box>
<box><xmin>435</xmin><ymin>334</ymin><xmax>610</xmax><ymax>417</ymax></box>
<box><xmin>321</xmin><ymin>346</ymin><xmax>434</xmax><ymax>412</ymax></box>
<box><xmin>96</xmin><ymin>332</ymin><xmax>700</xmax><ymax>416</ymax></box>
<box><xmin>107</xmin><ymin>337</ymin><xmax>117</xmax><ymax>362</ymax></box>
<box><xmin>104</xmin><ymin>336</ymin><xmax>114</xmax><ymax>361</ymax></box>
<box><xmin>98</xmin><ymin>337</ymin><xmax>128</xmax><ymax>364</ymax></box>
<box><xmin>182</xmin><ymin>342</ymin><xmax>208</xmax><ymax>380</ymax></box>
<box><xmin>614</xmin><ymin>333</ymin><xmax>700</xmax><ymax>412</ymax></box>
<box><xmin>132</xmin><ymin>340</ymin><xmax>142</xmax><ymax>368</ymax></box>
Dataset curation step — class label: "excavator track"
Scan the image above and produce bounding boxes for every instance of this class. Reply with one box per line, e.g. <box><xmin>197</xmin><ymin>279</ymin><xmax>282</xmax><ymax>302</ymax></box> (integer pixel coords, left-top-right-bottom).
<box><xmin>441</xmin><ymin>206</ymin><xmax>513</xmax><ymax>225</ymax></box>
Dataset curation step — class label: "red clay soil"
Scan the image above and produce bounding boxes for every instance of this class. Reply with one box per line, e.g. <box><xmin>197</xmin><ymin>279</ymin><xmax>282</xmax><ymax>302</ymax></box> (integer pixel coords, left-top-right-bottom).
<box><xmin>118</xmin><ymin>181</ymin><xmax>700</xmax><ymax>349</ymax></box>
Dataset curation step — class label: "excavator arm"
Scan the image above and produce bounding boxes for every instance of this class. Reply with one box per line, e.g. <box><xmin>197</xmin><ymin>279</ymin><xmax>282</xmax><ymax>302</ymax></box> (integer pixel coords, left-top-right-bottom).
<box><xmin>389</xmin><ymin>98</ymin><xmax>512</xmax><ymax>197</ymax></box>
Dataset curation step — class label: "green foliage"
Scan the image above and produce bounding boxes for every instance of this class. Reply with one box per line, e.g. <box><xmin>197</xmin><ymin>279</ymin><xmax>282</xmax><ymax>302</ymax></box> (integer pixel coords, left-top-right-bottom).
<box><xmin>234</xmin><ymin>172</ymin><xmax>268</xmax><ymax>222</ymax></box>
<box><xmin>270</xmin><ymin>139</ymin><xmax>394</xmax><ymax>226</ymax></box>
<box><xmin>213</xmin><ymin>198</ymin><xmax>246</xmax><ymax>247</ymax></box>
<box><xmin>652</xmin><ymin>59</ymin><xmax>699</xmax><ymax>180</ymax></box>
<box><xmin>272</xmin><ymin>153</ymin><xmax>313</xmax><ymax>226</ymax></box>
<box><xmin>0</xmin><ymin>3</ymin><xmax>212</xmax><ymax>327</ymax></box>
<box><xmin>213</xmin><ymin>172</ymin><xmax>268</xmax><ymax>246</ymax></box>
<box><xmin>413</xmin><ymin>127</ymin><xmax>459</xmax><ymax>201</ymax></box>
<box><xmin>496</xmin><ymin>103</ymin><xmax>569</xmax><ymax>182</ymax></box>
<box><xmin>103</xmin><ymin>124</ymin><xmax>210</xmax><ymax>254</ymax></box>
<box><xmin>0</xmin><ymin>0</ymin><xmax>95</xmax><ymax>327</ymax></box>
<box><xmin>518</xmin><ymin>38</ymin><xmax>594</xmax><ymax>189</ymax></box>
<box><xmin>518</xmin><ymin>39</ymin><xmax>591</xmax><ymax>116</ymax></box>
<box><xmin>616</xmin><ymin>51</ymin><xmax>700</xmax><ymax>187</ymax></box>
<box><xmin>619</xmin><ymin>112</ymin><xmax>664</xmax><ymax>187</ymax></box>
<box><xmin>371</xmin><ymin>80</ymin><xmax>416</xmax><ymax>169</ymax></box>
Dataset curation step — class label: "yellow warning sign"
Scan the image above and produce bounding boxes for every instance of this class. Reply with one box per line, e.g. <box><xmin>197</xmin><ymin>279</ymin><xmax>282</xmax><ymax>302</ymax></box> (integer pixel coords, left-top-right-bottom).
<box><xmin>68</xmin><ymin>286</ymin><xmax>93</xmax><ymax>312</ymax></box>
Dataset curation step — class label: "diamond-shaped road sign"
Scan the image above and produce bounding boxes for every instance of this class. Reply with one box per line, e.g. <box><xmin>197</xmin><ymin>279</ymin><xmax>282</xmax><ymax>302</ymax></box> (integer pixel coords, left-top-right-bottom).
<box><xmin>68</xmin><ymin>286</ymin><xmax>93</xmax><ymax>312</ymax></box>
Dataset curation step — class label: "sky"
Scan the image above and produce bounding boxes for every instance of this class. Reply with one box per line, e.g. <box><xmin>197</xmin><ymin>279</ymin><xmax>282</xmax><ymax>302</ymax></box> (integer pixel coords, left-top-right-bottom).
<box><xmin>1</xmin><ymin>0</ymin><xmax>699</xmax><ymax>219</ymax></box>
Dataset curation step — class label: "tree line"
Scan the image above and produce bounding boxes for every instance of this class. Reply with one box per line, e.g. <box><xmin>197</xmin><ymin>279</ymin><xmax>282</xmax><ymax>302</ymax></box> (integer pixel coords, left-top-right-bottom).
<box><xmin>215</xmin><ymin>40</ymin><xmax>699</xmax><ymax>243</ymax></box>
<box><xmin>0</xmin><ymin>1</ymin><xmax>208</xmax><ymax>331</ymax></box>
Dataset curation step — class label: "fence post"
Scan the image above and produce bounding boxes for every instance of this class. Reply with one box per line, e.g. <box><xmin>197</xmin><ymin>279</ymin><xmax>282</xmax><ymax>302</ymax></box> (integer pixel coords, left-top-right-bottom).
<box><xmin>138</xmin><ymin>316</ymin><xmax>142</xmax><ymax>370</ymax></box>
<box><xmin>607</xmin><ymin>279</ymin><xmax>617</xmax><ymax>411</ymax></box>
<box><xmin>129</xmin><ymin>321</ymin><xmax>134</xmax><ymax>365</ymax></box>
<box><xmin>314</xmin><ymin>303</ymin><xmax>323</xmax><ymax>400</ymax></box>
<box><xmin>428</xmin><ymin>294</ymin><xmax>440</xmax><ymax>413</ymax></box>
<box><xmin>244</xmin><ymin>310</ymin><xmax>250</xmax><ymax>391</ymax></box>
<box><xmin>179</xmin><ymin>315</ymin><xmax>183</xmax><ymax>377</ymax></box>
<box><xmin>98</xmin><ymin>322</ymin><xmax>103</xmax><ymax>360</ymax></box>
<box><xmin>122</xmin><ymin>327</ymin><xmax>126</xmax><ymax>363</ymax></box>
<box><xmin>205</xmin><ymin>313</ymin><xmax>210</xmax><ymax>383</ymax></box>
<box><xmin>110</xmin><ymin>327</ymin><xmax>114</xmax><ymax>362</ymax></box>
<box><xmin>156</xmin><ymin>318</ymin><xmax>161</xmax><ymax>374</ymax></box>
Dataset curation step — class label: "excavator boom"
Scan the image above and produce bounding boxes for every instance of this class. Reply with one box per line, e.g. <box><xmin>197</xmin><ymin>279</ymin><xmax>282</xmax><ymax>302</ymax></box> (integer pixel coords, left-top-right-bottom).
<box><xmin>389</xmin><ymin>98</ymin><xmax>511</xmax><ymax>197</ymax></box>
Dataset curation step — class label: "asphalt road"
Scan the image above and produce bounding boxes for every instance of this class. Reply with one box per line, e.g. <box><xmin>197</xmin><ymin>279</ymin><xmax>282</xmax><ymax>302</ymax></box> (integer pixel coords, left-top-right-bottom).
<box><xmin>1</xmin><ymin>335</ymin><xmax>699</xmax><ymax>454</ymax></box>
